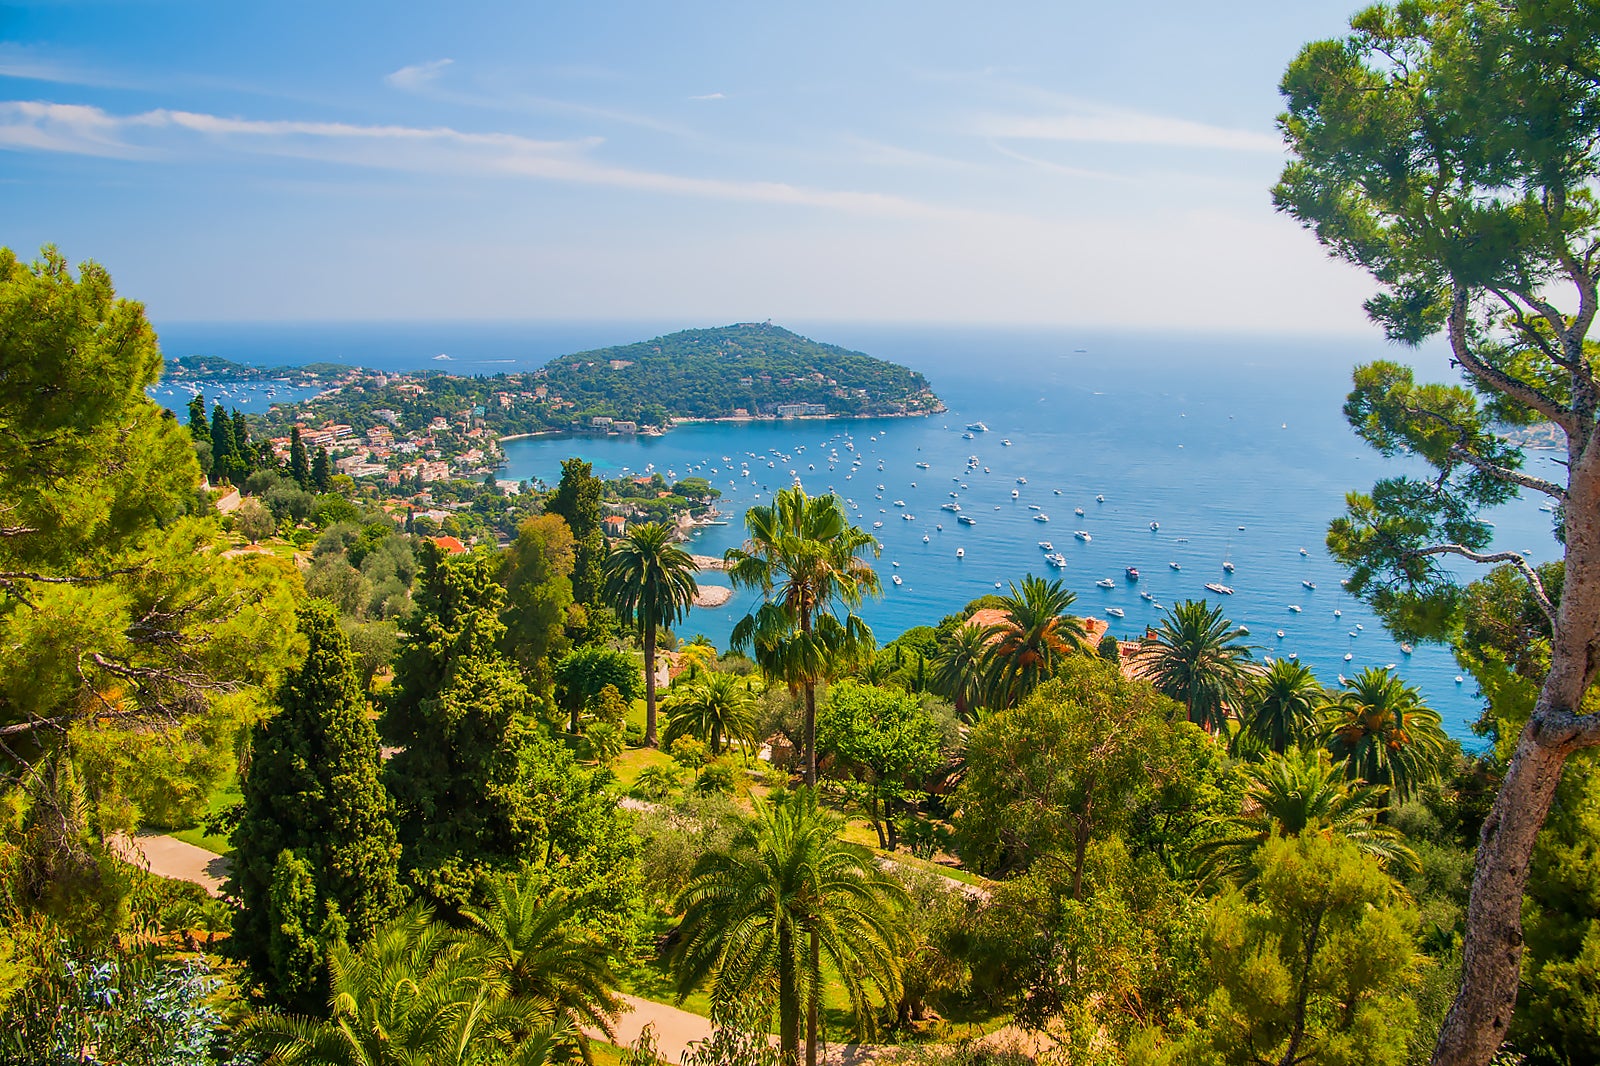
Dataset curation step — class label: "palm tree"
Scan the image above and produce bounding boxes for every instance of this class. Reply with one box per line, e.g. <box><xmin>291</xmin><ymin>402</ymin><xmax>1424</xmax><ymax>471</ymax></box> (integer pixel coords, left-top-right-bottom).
<box><xmin>1194</xmin><ymin>747</ymin><xmax>1418</xmax><ymax>889</ymax></box>
<box><xmin>931</xmin><ymin>622</ymin><xmax>989</xmax><ymax>720</ymax></box>
<box><xmin>241</xmin><ymin>904</ymin><xmax>565</xmax><ymax>1066</ymax></box>
<box><xmin>460</xmin><ymin>872</ymin><xmax>623</xmax><ymax>1066</ymax></box>
<box><xmin>670</xmin><ymin>789</ymin><xmax>907</xmax><ymax>1066</ymax></box>
<box><xmin>1239</xmin><ymin>658</ymin><xmax>1328</xmax><ymax>755</ymax></box>
<box><xmin>603</xmin><ymin>521</ymin><xmax>699</xmax><ymax>748</ymax></box>
<box><xmin>1325</xmin><ymin>667</ymin><xmax>1450</xmax><ymax>804</ymax></box>
<box><xmin>662</xmin><ymin>669</ymin><xmax>760</xmax><ymax>755</ymax></box>
<box><xmin>1137</xmin><ymin>599</ymin><xmax>1253</xmax><ymax>735</ymax></box>
<box><xmin>724</xmin><ymin>486</ymin><xmax>881</xmax><ymax>786</ymax></box>
<box><xmin>979</xmin><ymin>574</ymin><xmax>1087</xmax><ymax>707</ymax></box>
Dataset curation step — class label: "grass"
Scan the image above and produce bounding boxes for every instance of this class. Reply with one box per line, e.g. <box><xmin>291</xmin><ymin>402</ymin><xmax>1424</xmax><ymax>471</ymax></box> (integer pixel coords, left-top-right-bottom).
<box><xmin>163</xmin><ymin>767</ymin><xmax>240</xmax><ymax>856</ymax></box>
<box><xmin>611</xmin><ymin>746</ymin><xmax>677</xmax><ymax>790</ymax></box>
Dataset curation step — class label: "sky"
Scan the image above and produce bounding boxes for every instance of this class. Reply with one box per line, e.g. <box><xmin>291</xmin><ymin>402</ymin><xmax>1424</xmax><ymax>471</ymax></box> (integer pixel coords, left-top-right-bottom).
<box><xmin>0</xmin><ymin>1</ymin><xmax>1388</xmax><ymax>332</ymax></box>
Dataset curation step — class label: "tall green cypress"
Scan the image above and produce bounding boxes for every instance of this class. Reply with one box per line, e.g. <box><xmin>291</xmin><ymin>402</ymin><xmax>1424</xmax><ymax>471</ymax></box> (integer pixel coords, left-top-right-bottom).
<box><xmin>289</xmin><ymin>426</ymin><xmax>310</xmax><ymax>487</ymax></box>
<box><xmin>230</xmin><ymin>600</ymin><xmax>402</xmax><ymax>1011</ymax></box>
<box><xmin>231</xmin><ymin>408</ymin><xmax>252</xmax><ymax>478</ymax></box>
<box><xmin>382</xmin><ymin>544</ymin><xmax>637</xmax><ymax>912</ymax></box>
<box><xmin>209</xmin><ymin>403</ymin><xmax>237</xmax><ymax>485</ymax></box>
<box><xmin>186</xmin><ymin>393</ymin><xmax>207</xmax><ymax>439</ymax></box>
<box><xmin>548</xmin><ymin>457</ymin><xmax>605</xmax><ymax>607</ymax></box>
<box><xmin>311</xmin><ymin>446</ymin><xmax>331</xmax><ymax>490</ymax></box>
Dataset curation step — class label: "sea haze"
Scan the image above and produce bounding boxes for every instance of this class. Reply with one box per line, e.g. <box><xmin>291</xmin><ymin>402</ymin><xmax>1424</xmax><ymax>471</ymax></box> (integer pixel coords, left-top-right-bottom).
<box><xmin>154</xmin><ymin>320</ymin><xmax>1562</xmax><ymax>743</ymax></box>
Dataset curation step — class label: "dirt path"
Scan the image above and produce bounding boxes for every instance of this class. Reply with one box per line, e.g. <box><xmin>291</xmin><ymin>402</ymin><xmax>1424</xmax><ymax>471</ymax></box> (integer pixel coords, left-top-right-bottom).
<box><xmin>114</xmin><ymin>832</ymin><xmax>231</xmax><ymax>896</ymax></box>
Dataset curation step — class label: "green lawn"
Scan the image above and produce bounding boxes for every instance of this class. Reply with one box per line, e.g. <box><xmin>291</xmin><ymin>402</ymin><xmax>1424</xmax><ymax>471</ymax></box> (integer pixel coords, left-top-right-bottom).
<box><xmin>164</xmin><ymin>768</ymin><xmax>240</xmax><ymax>855</ymax></box>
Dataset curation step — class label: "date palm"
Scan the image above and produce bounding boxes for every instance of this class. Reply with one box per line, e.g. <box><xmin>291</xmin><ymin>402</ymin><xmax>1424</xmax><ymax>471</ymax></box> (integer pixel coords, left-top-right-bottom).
<box><xmin>931</xmin><ymin>622</ymin><xmax>989</xmax><ymax>720</ymax></box>
<box><xmin>1137</xmin><ymin>599</ymin><xmax>1253</xmax><ymax>735</ymax></box>
<box><xmin>1239</xmin><ymin>658</ymin><xmax>1328</xmax><ymax>755</ymax></box>
<box><xmin>1194</xmin><ymin>747</ymin><xmax>1418</xmax><ymax>889</ymax></box>
<box><xmin>662</xmin><ymin>669</ymin><xmax>759</xmax><ymax>755</ymax></box>
<box><xmin>724</xmin><ymin>486</ymin><xmax>880</xmax><ymax>785</ymax></box>
<box><xmin>240</xmin><ymin>904</ymin><xmax>564</xmax><ymax>1066</ymax></box>
<box><xmin>979</xmin><ymin>574</ymin><xmax>1087</xmax><ymax>708</ymax></box>
<box><xmin>670</xmin><ymin>789</ymin><xmax>906</xmax><ymax>1066</ymax></box>
<box><xmin>1325</xmin><ymin>667</ymin><xmax>1449</xmax><ymax>804</ymax></box>
<box><xmin>460</xmin><ymin>872</ymin><xmax>623</xmax><ymax>1066</ymax></box>
<box><xmin>603</xmin><ymin>521</ymin><xmax>699</xmax><ymax>748</ymax></box>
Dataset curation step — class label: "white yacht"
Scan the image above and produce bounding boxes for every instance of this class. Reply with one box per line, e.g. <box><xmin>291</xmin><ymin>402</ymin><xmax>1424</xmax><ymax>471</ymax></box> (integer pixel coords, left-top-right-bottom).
<box><xmin>1096</xmin><ymin>578</ymin><xmax>1115</xmax><ymax>588</ymax></box>
<box><xmin>1204</xmin><ymin>582</ymin><xmax>1235</xmax><ymax>595</ymax></box>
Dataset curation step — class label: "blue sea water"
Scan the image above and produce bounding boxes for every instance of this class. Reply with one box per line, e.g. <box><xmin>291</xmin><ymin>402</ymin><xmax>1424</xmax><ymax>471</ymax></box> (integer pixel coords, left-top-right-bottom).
<box><xmin>154</xmin><ymin>320</ymin><xmax>1562</xmax><ymax>743</ymax></box>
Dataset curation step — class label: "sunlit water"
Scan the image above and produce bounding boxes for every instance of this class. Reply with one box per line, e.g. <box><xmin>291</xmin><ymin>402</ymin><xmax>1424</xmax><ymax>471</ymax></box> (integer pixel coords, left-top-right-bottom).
<box><xmin>156</xmin><ymin>321</ymin><xmax>1562</xmax><ymax>742</ymax></box>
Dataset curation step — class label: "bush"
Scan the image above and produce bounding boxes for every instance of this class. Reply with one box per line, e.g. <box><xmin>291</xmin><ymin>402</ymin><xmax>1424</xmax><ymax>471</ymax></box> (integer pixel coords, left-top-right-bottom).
<box><xmin>695</xmin><ymin>759</ymin><xmax>737</xmax><ymax>796</ymax></box>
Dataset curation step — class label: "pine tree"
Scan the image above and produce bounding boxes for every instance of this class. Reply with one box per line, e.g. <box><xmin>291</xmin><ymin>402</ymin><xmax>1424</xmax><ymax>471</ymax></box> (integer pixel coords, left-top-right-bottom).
<box><xmin>289</xmin><ymin>426</ymin><xmax>310</xmax><ymax>486</ymax></box>
<box><xmin>230</xmin><ymin>600</ymin><xmax>402</xmax><ymax>1011</ymax></box>
<box><xmin>209</xmin><ymin>403</ymin><xmax>237</xmax><ymax>485</ymax></box>
<box><xmin>548</xmin><ymin>458</ymin><xmax>605</xmax><ymax>608</ymax></box>
<box><xmin>311</xmin><ymin>446</ymin><xmax>331</xmax><ymax>491</ymax></box>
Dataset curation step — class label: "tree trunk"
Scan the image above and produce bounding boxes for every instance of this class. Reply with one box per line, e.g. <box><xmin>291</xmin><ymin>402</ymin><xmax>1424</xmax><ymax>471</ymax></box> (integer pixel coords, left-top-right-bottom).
<box><xmin>644</xmin><ymin>619</ymin><xmax>659</xmax><ymax>748</ymax></box>
<box><xmin>885</xmin><ymin>795</ymin><xmax>900</xmax><ymax>852</ymax></box>
<box><xmin>1433</xmin><ymin>458</ymin><xmax>1600</xmax><ymax>1066</ymax></box>
<box><xmin>806</xmin><ymin>927</ymin><xmax>820</xmax><ymax>1066</ymax></box>
<box><xmin>803</xmin><ymin>682</ymin><xmax>817</xmax><ymax>787</ymax></box>
<box><xmin>870</xmin><ymin>792</ymin><xmax>887</xmax><ymax>849</ymax></box>
<box><xmin>779</xmin><ymin>924</ymin><xmax>800</xmax><ymax>1066</ymax></box>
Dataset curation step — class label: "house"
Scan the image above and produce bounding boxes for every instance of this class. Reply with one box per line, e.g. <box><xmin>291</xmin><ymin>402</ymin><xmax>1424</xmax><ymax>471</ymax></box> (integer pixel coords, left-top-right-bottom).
<box><xmin>431</xmin><ymin>535</ymin><xmax>468</xmax><ymax>555</ymax></box>
<box><xmin>603</xmin><ymin>515</ymin><xmax>627</xmax><ymax>536</ymax></box>
<box><xmin>963</xmin><ymin>607</ymin><xmax>1110</xmax><ymax>648</ymax></box>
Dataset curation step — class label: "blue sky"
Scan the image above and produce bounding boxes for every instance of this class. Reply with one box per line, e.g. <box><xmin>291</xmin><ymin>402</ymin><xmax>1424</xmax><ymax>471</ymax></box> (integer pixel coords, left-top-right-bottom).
<box><xmin>1</xmin><ymin>1</ymin><xmax>1383</xmax><ymax>331</ymax></box>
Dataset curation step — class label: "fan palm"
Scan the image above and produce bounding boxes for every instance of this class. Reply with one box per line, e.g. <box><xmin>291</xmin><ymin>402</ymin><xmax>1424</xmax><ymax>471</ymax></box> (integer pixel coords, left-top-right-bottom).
<box><xmin>1325</xmin><ymin>667</ymin><xmax>1449</xmax><ymax>804</ymax></box>
<box><xmin>662</xmin><ymin>670</ymin><xmax>760</xmax><ymax>755</ymax></box>
<box><xmin>1239</xmin><ymin>658</ymin><xmax>1328</xmax><ymax>755</ymax></box>
<box><xmin>979</xmin><ymin>574</ymin><xmax>1087</xmax><ymax>707</ymax></box>
<box><xmin>460</xmin><ymin>872</ymin><xmax>623</xmax><ymax>1065</ymax></box>
<box><xmin>240</xmin><ymin>904</ymin><xmax>565</xmax><ymax>1066</ymax></box>
<box><xmin>724</xmin><ymin>486</ymin><xmax>880</xmax><ymax>785</ymax></box>
<box><xmin>931</xmin><ymin>622</ymin><xmax>989</xmax><ymax>720</ymax></box>
<box><xmin>603</xmin><ymin>522</ymin><xmax>700</xmax><ymax>748</ymax></box>
<box><xmin>1137</xmin><ymin>599</ymin><xmax>1253</xmax><ymax>735</ymax></box>
<box><xmin>670</xmin><ymin>788</ymin><xmax>907</xmax><ymax>1066</ymax></box>
<box><xmin>1194</xmin><ymin>747</ymin><xmax>1418</xmax><ymax>889</ymax></box>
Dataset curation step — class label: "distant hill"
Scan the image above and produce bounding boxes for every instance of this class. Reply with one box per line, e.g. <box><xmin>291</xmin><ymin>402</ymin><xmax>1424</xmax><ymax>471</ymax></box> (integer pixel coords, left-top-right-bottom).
<box><xmin>535</xmin><ymin>323</ymin><xmax>942</xmax><ymax>423</ymax></box>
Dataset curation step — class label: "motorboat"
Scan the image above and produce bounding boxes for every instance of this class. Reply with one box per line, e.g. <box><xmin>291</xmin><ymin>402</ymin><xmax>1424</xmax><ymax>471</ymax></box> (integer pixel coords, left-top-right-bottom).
<box><xmin>1299</xmin><ymin>547</ymin><xmax>1309</xmax><ymax>556</ymax></box>
<box><xmin>1096</xmin><ymin>578</ymin><xmax>1115</xmax><ymax>588</ymax></box>
<box><xmin>941</xmin><ymin>502</ymin><xmax>961</xmax><ymax>512</ymax></box>
<box><xmin>1012</xmin><ymin>489</ymin><xmax>1020</xmax><ymax>498</ymax></box>
<box><xmin>1302</xmin><ymin>580</ymin><xmax>1316</xmax><ymax>589</ymax></box>
<box><xmin>958</xmin><ymin>515</ymin><xmax>977</xmax><ymax>525</ymax></box>
<box><xmin>1276</xmin><ymin>629</ymin><xmax>1285</xmax><ymax>638</ymax></box>
<box><xmin>892</xmin><ymin>574</ymin><xmax>903</xmax><ymax>586</ymax></box>
<box><xmin>1096</xmin><ymin>495</ymin><xmax>1105</xmax><ymax>503</ymax></box>
<box><xmin>1169</xmin><ymin>562</ymin><xmax>1182</xmax><ymax>570</ymax></box>
<box><xmin>1140</xmin><ymin>591</ymin><xmax>1154</xmax><ymax>602</ymax></box>
<box><xmin>916</xmin><ymin>461</ymin><xmax>930</xmax><ymax>469</ymax></box>
<box><xmin>956</xmin><ymin>548</ymin><xmax>965</xmax><ymax>558</ymax></box>
<box><xmin>1073</xmin><ymin>529</ymin><xmax>1090</xmax><ymax>541</ymax></box>
<box><xmin>1288</xmin><ymin>604</ymin><xmax>1302</xmax><ymax>612</ymax></box>
<box><xmin>1204</xmin><ymin>582</ymin><xmax>1235</xmax><ymax>595</ymax></box>
<box><xmin>1150</xmin><ymin>521</ymin><xmax>1159</xmax><ymax>531</ymax></box>
<box><xmin>1046</xmin><ymin>553</ymin><xmax>1067</xmax><ymax>568</ymax></box>
<box><xmin>1002</xmin><ymin>439</ymin><xmax>1013</xmax><ymax>446</ymax></box>
<box><xmin>1016</xmin><ymin>476</ymin><xmax>1027</xmax><ymax>484</ymax></box>
<box><xmin>1345</xmin><ymin>653</ymin><xmax>1354</xmax><ymax>662</ymax></box>
<box><xmin>922</xmin><ymin>534</ymin><xmax>930</xmax><ymax>543</ymax></box>
<box><xmin>966</xmin><ymin>422</ymin><xmax>989</xmax><ymax>432</ymax></box>
<box><xmin>1074</xmin><ymin>507</ymin><xmax>1085</xmax><ymax>516</ymax></box>
<box><xmin>1125</xmin><ymin>567</ymin><xmax>1140</xmax><ymax>580</ymax></box>
<box><xmin>1106</xmin><ymin>607</ymin><xmax>1125</xmax><ymax>618</ymax></box>
<box><xmin>1038</xmin><ymin>541</ymin><xmax>1054</xmax><ymax>550</ymax></box>
<box><xmin>1222</xmin><ymin>561</ymin><xmax>1235</xmax><ymax>573</ymax></box>
<box><xmin>1034</xmin><ymin>513</ymin><xmax>1050</xmax><ymax>523</ymax></box>
<box><xmin>1400</xmin><ymin>643</ymin><xmax>1414</xmax><ymax>655</ymax></box>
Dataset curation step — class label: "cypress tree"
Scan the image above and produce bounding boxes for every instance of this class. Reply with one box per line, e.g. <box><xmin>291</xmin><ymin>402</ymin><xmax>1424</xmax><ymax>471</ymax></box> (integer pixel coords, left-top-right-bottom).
<box><xmin>548</xmin><ymin>457</ymin><xmax>605</xmax><ymax>607</ymax></box>
<box><xmin>209</xmin><ymin>403</ymin><xmax>237</xmax><ymax>484</ymax></box>
<box><xmin>289</xmin><ymin>426</ymin><xmax>310</xmax><ymax>487</ymax></box>
<box><xmin>186</xmin><ymin>393</ymin><xmax>207</xmax><ymax>439</ymax></box>
<box><xmin>230</xmin><ymin>600</ymin><xmax>402</xmax><ymax>1011</ymax></box>
<box><xmin>231</xmin><ymin>408</ymin><xmax>252</xmax><ymax>477</ymax></box>
<box><xmin>311</xmin><ymin>446</ymin><xmax>331</xmax><ymax>490</ymax></box>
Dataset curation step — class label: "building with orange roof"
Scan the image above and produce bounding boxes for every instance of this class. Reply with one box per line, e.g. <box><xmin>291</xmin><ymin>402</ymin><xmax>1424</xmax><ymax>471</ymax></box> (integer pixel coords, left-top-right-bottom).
<box><xmin>431</xmin><ymin>535</ymin><xmax>467</xmax><ymax>555</ymax></box>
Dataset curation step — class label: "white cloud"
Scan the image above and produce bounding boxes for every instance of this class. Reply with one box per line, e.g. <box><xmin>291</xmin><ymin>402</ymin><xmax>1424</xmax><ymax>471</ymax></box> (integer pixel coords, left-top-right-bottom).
<box><xmin>384</xmin><ymin>58</ymin><xmax>453</xmax><ymax>91</ymax></box>
<box><xmin>973</xmin><ymin>100</ymin><xmax>1283</xmax><ymax>154</ymax></box>
<box><xmin>0</xmin><ymin>98</ymin><xmax>990</xmax><ymax>221</ymax></box>
<box><xmin>688</xmin><ymin>92</ymin><xmax>725</xmax><ymax>101</ymax></box>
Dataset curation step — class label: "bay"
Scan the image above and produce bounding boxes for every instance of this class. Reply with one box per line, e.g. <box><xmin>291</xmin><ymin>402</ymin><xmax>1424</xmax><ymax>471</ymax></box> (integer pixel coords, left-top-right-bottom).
<box><xmin>156</xmin><ymin>319</ymin><xmax>1561</xmax><ymax>742</ymax></box>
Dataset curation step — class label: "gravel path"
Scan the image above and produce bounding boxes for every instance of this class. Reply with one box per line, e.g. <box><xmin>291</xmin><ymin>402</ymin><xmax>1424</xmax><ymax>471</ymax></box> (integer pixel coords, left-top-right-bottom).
<box><xmin>114</xmin><ymin>832</ymin><xmax>231</xmax><ymax>896</ymax></box>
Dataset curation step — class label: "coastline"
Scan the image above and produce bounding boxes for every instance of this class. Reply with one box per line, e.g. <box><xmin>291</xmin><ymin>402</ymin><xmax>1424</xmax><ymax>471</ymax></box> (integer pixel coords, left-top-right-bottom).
<box><xmin>499</xmin><ymin>406</ymin><xmax>943</xmax><ymax>444</ymax></box>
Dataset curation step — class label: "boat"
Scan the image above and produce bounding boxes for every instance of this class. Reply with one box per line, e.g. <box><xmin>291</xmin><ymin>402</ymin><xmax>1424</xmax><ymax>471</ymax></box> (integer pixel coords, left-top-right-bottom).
<box><xmin>1012</xmin><ymin>489</ymin><xmax>1020</xmax><ymax>498</ymax></box>
<box><xmin>1002</xmin><ymin>439</ymin><xmax>1012</xmax><ymax>446</ymax></box>
<box><xmin>1455</xmin><ymin>675</ymin><xmax>1464</xmax><ymax>684</ymax></box>
<box><xmin>1028</xmin><ymin>504</ymin><xmax>1042</xmax><ymax>511</ymax></box>
<box><xmin>1299</xmin><ymin>547</ymin><xmax>1309</xmax><ymax>556</ymax></box>
<box><xmin>872</xmin><ymin>521</ymin><xmax>883</xmax><ymax>529</ymax></box>
<box><xmin>1096</xmin><ymin>578</ymin><xmax>1115</xmax><ymax>588</ymax></box>
<box><xmin>1034</xmin><ymin>513</ymin><xmax>1050</xmax><ymax>523</ymax></box>
<box><xmin>1046</xmin><ymin>553</ymin><xmax>1067</xmax><ymax>568</ymax></box>
<box><xmin>1074</xmin><ymin>507</ymin><xmax>1085</xmax><ymax>516</ymax></box>
<box><xmin>1204</xmin><ymin>582</ymin><xmax>1235</xmax><ymax>595</ymax></box>
<box><xmin>1345</xmin><ymin>653</ymin><xmax>1354</xmax><ymax>662</ymax></box>
<box><xmin>958</xmin><ymin>515</ymin><xmax>977</xmax><ymax>526</ymax></box>
<box><xmin>1105</xmin><ymin>607</ymin><xmax>1125</xmax><ymax>618</ymax></box>
<box><xmin>1073</xmin><ymin>529</ymin><xmax>1090</xmax><ymax>541</ymax></box>
<box><xmin>956</xmin><ymin>548</ymin><xmax>965</xmax><ymax>558</ymax></box>
<box><xmin>1288</xmin><ymin>604</ymin><xmax>1301</xmax><ymax>612</ymax></box>
<box><xmin>1140</xmin><ymin>591</ymin><xmax>1154</xmax><ymax>602</ymax></box>
<box><xmin>891</xmin><ymin>574</ymin><xmax>902</xmax><ymax>586</ymax></box>
<box><xmin>1038</xmin><ymin>541</ymin><xmax>1054</xmax><ymax>550</ymax></box>
<box><xmin>962</xmin><ymin>432</ymin><xmax>975</xmax><ymax>440</ymax></box>
<box><xmin>941</xmin><ymin>502</ymin><xmax>961</xmax><ymax>512</ymax></box>
<box><xmin>1017</xmin><ymin>476</ymin><xmax>1027</xmax><ymax>484</ymax></box>
<box><xmin>1400</xmin><ymin>643</ymin><xmax>1414</xmax><ymax>655</ymax></box>
<box><xmin>916</xmin><ymin>461</ymin><xmax>930</xmax><ymax>469</ymax></box>
<box><xmin>1150</xmin><ymin>521</ymin><xmax>1159</xmax><ymax>531</ymax></box>
<box><xmin>1096</xmin><ymin>495</ymin><xmax>1105</xmax><ymax>503</ymax></box>
<box><xmin>1276</xmin><ymin>629</ymin><xmax>1285</xmax><ymax>638</ymax></box>
<box><xmin>1169</xmin><ymin>561</ymin><xmax>1181</xmax><ymax>570</ymax></box>
<box><xmin>1333</xmin><ymin>609</ymin><xmax>1342</xmax><ymax>618</ymax></box>
<box><xmin>922</xmin><ymin>534</ymin><xmax>930</xmax><ymax>543</ymax></box>
<box><xmin>1302</xmin><ymin>580</ymin><xmax>1316</xmax><ymax>589</ymax></box>
<box><xmin>1222</xmin><ymin>561</ymin><xmax>1235</xmax><ymax>573</ymax></box>
<box><xmin>1125</xmin><ymin>567</ymin><xmax>1140</xmax><ymax>580</ymax></box>
<box><xmin>893</xmin><ymin>499</ymin><xmax>905</xmax><ymax>507</ymax></box>
<box><xmin>902</xmin><ymin>513</ymin><xmax>915</xmax><ymax>520</ymax></box>
<box><xmin>1054</xmin><ymin>489</ymin><xmax>1062</xmax><ymax>495</ymax></box>
<box><xmin>966</xmin><ymin>422</ymin><xmax>989</xmax><ymax>432</ymax></box>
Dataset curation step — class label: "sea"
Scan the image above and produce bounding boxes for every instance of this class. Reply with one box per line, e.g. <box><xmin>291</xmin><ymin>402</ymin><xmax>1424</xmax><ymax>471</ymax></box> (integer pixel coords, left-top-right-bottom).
<box><xmin>152</xmin><ymin>320</ymin><xmax>1565</xmax><ymax>745</ymax></box>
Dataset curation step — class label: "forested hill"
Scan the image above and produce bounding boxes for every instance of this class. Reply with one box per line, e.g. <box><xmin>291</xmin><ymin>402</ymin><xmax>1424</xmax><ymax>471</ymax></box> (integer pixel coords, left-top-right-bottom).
<box><xmin>536</xmin><ymin>323</ymin><xmax>943</xmax><ymax>423</ymax></box>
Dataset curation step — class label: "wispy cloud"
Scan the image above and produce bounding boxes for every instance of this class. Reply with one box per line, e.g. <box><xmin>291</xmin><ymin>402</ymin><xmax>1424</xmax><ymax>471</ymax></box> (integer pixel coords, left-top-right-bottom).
<box><xmin>688</xmin><ymin>92</ymin><xmax>725</xmax><ymax>101</ymax></box>
<box><xmin>384</xmin><ymin>58</ymin><xmax>453</xmax><ymax>91</ymax></box>
<box><xmin>985</xmin><ymin>142</ymin><xmax>1119</xmax><ymax>180</ymax></box>
<box><xmin>972</xmin><ymin>99</ymin><xmax>1282</xmax><ymax>153</ymax></box>
<box><xmin>0</xmin><ymin>98</ymin><xmax>990</xmax><ymax>220</ymax></box>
